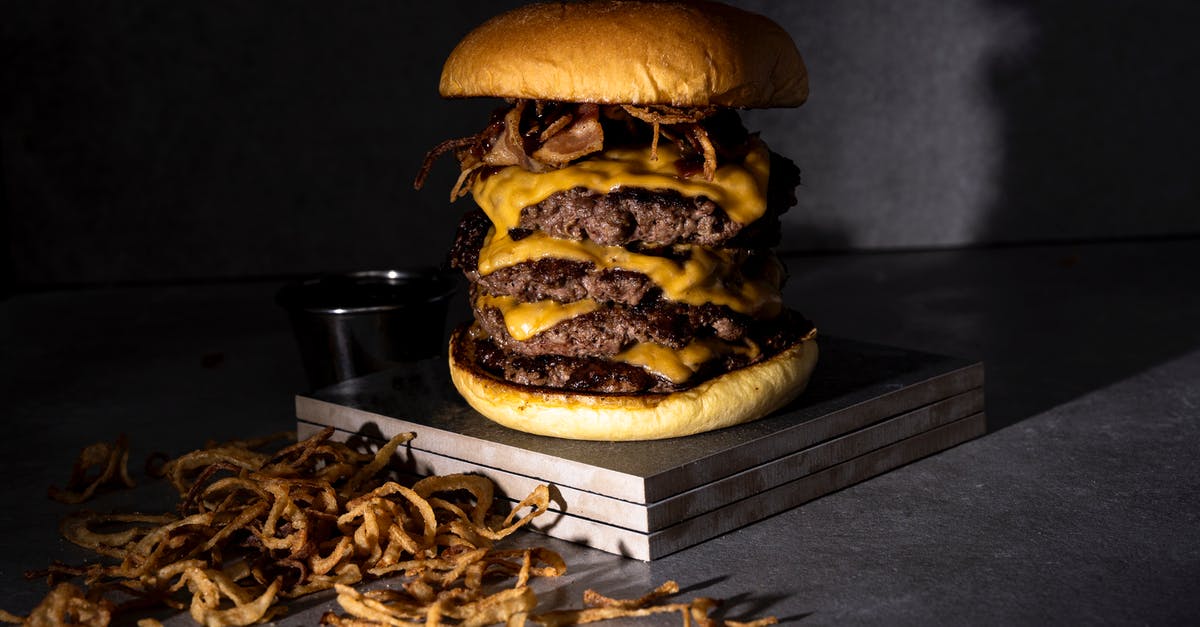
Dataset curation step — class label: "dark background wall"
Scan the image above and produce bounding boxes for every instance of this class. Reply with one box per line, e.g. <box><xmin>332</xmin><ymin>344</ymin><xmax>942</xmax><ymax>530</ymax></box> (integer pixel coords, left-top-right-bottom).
<box><xmin>2</xmin><ymin>1</ymin><xmax>1198</xmax><ymax>289</ymax></box>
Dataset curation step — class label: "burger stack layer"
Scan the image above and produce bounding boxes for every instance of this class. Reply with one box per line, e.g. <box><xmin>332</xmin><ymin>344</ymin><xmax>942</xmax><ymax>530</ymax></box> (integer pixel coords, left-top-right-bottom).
<box><xmin>430</xmin><ymin>101</ymin><xmax>815</xmax><ymax>396</ymax></box>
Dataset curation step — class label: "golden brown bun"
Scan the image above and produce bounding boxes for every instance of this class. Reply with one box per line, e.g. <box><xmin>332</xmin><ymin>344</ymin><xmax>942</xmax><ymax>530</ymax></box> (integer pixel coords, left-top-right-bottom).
<box><xmin>440</xmin><ymin>0</ymin><xmax>807</xmax><ymax>108</ymax></box>
<box><xmin>448</xmin><ymin>327</ymin><xmax>818</xmax><ymax>441</ymax></box>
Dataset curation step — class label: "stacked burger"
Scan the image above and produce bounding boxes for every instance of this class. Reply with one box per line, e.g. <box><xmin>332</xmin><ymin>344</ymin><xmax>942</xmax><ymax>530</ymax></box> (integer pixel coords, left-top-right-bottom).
<box><xmin>417</xmin><ymin>0</ymin><xmax>818</xmax><ymax>440</ymax></box>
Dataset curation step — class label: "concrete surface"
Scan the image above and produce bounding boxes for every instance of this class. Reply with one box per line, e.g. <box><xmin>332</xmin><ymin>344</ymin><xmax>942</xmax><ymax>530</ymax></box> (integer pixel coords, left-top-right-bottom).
<box><xmin>2</xmin><ymin>239</ymin><xmax>1198</xmax><ymax>624</ymax></box>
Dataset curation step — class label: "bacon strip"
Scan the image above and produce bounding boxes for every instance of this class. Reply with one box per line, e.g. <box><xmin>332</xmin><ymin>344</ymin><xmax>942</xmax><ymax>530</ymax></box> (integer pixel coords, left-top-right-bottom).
<box><xmin>533</xmin><ymin>104</ymin><xmax>603</xmax><ymax>166</ymax></box>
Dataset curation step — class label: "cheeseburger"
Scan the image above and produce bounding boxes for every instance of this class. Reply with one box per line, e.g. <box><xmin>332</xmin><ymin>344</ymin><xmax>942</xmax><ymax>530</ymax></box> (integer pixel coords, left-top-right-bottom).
<box><xmin>416</xmin><ymin>0</ymin><xmax>818</xmax><ymax>440</ymax></box>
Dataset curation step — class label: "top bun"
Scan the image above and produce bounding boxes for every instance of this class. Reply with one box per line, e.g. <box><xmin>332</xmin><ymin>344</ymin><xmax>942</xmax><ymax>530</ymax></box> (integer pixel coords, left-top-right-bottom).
<box><xmin>439</xmin><ymin>0</ymin><xmax>808</xmax><ymax>108</ymax></box>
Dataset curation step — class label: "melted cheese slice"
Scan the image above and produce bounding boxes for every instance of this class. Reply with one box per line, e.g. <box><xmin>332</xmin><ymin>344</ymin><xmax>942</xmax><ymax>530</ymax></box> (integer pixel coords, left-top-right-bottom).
<box><xmin>473</xmin><ymin>295</ymin><xmax>769</xmax><ymax>385</ymax></box>
<box><xmin>477</xmin><ymin>294</ymin><xmax>599</xmax><ymax>341</ymax></box>
<box><xmin>471</xmin><ymin>139</ymin><xmax>772</xmax><ymax>233</ymax></box>
<box><xmin>477</xmin><ymin>293</ymin><xmax>770</xmax><ymax>385</ymax></box>
<box><xmin>468</xmin><ymin>137</ymin><xmax>781</xmax><ymax>386</ymax></box>
<box><xmin>477</xmin><ymin>229</ymin><xmax>783</xmax><ymax>318</ymax></box>
<box><xmin>615</xmin><ymin>338</ymin><xmax>762</xmax><ymax>384</ymax></box>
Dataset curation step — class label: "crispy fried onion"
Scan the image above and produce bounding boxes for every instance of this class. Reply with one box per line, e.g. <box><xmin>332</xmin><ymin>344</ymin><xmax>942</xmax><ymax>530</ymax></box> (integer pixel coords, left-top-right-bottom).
<box><xmin>416</xmin><ymin>100</ymin><xmax>605</xmax><ymax>201</ymax></box>
<box><xmin>326</xmin><ymin>577</ymin><xmax>778</xmax><ymax>627</ymax></box>
<box><xmin>0</xmin><ymin>582</ymin><xmax>114</xmax><ymax>626</ymax></box>
<box><xmin>12</xmin><ymin>427</ymin><xmax>778</xmax><ymax>627</ymax></box>
<box><xmin>9</xmin><ymin>427</ymin><xmax>565</xmax><ymax>626</ymax></box>
<box><xmin>414</xmin><ymin>100</ymin><xmax>724</xmax><ymax>200</ymax></box>
<box><xmin>619</xmin><ymin>105</ymin><xmax>719</xmax><ymax>178</ymax></box>
<box><xmin>48</xmin><ymin>434</ymin><xmax>136</xmax><ymax>504</ymax></box>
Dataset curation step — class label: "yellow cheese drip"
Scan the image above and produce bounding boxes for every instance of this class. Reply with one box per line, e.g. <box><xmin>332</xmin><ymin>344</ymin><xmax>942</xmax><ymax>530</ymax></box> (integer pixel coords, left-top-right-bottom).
<box><xmin>477</xmin><ymin>229</ymin><xmax>783</xmax><ymax>318</ymax></box>
<box><xmin>614</xmin><ymin>338</ymin><xmax>762</xmax><ymax>384</ymax></box>
<box><xmin>477</xmin><ymin>294</ymin><xmax>600</xmax><ymax>341</ymax></box>
<box><xmin>471</xmin><ymin>139</ymin><xmax>772</xmax><ymax>233</ymax></box>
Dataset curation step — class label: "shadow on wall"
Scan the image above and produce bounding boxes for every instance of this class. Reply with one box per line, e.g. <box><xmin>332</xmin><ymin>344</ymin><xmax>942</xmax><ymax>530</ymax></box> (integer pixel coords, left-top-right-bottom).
<box><xmin>0</xmin><ymin>156</ymin><xmax>11</xmax><ymax>298</ymax></box>
<box><xmin>967</xmin><ymin>1</ymin><xmax>1200</xmax><ymax>429</ymax></box>
<box><xmin>3</xmin><ymin>1</ymin><xmax>1197</xmax><ymax>290</ymax></box>
<box><xmin>0</xmin><ymin>1</ymin><xmax>529</xmax><ymax>288</ymax></box>
<box><xmin>983</xmin><ymin>0</ymin><xmax>1200</xmax><ymax>244</ymax></box>
<box><xmin>741</xmin><ymin>1</ymin><xmax>1034</xmax><ymax>252</ymax></box>
<box><xmin>741</xmin><ymin>1</ymin><xmax>1200</xmax><ymax>252</ymax></box>
<box><xmin>788</xmin><ymin>1</ymin><xmax>1200</xmax><ymax>431</ymax></box>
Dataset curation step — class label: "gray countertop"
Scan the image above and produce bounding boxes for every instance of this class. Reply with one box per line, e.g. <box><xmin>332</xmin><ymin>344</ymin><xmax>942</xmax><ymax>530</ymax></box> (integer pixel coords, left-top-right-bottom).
<box><xmin>3</xmin><ymin>239</ymin><xmax>1198</xmax><ymax>624</ymax></box>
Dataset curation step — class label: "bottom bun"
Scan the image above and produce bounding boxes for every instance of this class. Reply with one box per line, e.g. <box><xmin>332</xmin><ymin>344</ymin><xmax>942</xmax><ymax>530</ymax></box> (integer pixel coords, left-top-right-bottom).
<box><xmin>448</xmin><ymin>327</ymin><xmax>819</xmax><ymax>441</ymax></box>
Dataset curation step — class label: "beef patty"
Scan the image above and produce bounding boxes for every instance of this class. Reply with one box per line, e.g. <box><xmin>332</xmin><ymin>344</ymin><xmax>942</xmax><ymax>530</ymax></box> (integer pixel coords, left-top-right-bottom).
<box><xmin>447</xmin><ymin>150</ymin><xmax>804</xmax><ymax>394</ymax></box>
<box><xmin>454</xmin><ymin>310</ymin><xmax>814</xmax><ymax>395</ymax></box>
<box><xmin>451</xmin><ymin>209</ymin><xmax>784</xmax><ymax>308</ymax></box>
<box><xmin>471</xmin><ymin>295</ymin><xmax>753</xmax><ymax>358</ymax></box>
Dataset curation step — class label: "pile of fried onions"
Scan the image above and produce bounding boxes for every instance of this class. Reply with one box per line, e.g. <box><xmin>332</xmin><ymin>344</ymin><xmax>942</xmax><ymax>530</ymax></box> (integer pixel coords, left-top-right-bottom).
<box><xmin>1</xmin><ymin>428</ymin><xmax>778</xmax><ymax>627</ymax></box>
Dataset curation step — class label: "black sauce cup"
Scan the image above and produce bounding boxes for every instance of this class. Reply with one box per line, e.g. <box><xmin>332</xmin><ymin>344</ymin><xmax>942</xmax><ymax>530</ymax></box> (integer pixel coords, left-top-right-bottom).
<box><xmin>277</xmin><ymin>269</ymin><xmax>457</xmax><ymax>390</ymax></box>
